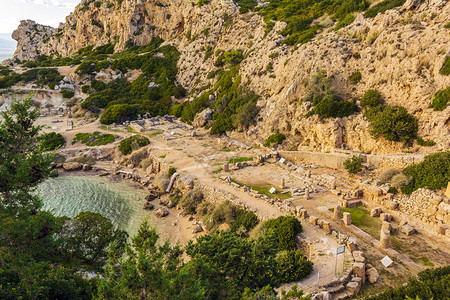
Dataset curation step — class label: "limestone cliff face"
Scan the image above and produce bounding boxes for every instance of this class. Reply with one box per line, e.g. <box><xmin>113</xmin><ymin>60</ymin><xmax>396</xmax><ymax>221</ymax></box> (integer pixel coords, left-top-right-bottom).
<box><xmin>9</xmin><ymin>0</ymin><xmax>450</xmax><ymax>154</ymax></box>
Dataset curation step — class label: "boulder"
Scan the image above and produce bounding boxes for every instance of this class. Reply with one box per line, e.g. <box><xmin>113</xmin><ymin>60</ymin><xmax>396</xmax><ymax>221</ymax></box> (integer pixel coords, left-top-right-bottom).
<box><xmin>155</xmin><ymin>207</ymin><xmax>169</xmax><ymax>218</ymax></box>
<box><xmin>192</xmin><ymin>224</ymin><xmax>203</xmax><ymax>233</ymax></box>
<box><xmin>366</xmin><ymin>267</ymin><xmax>379</xmax><ymax>284</ymax></box>
<box><xmin>146</xmin><ymin>190</ymin><xmax>160</xmax><ymax>201</ymax></box>
<box><xmin>143</xmin><ymin>202</ymin><xmax>154</xmax><ymax>210</ymax></box>
<box><xmin>62</xmin><ymin>162</ymin><xmax>82</xmax><ymax>171</ymax></box>
<box><xmin>399</xmin><ymin>224</ymin><xmax>416</xmax><ymax>236</ymax></box>
<box><xmin>346</xmin><ymin>281</ymin><xmax>360</xmax><ymax>297</ymax></box>
<box><xmin>352</xmin><ymin>263</ymin><xmax>366</xmax><ymax>284</ymax></box>
<box><xmin>370</xmin><ymin>207</ymin><xmax>382</xmax><ymax>217</ymax></box>
<box><xmin>82</xmin><ymin>164</ymin><xmax>92</xmax><ymax>171</ymax></box>
<box><xmin>192</xmin><ymin>108</ymin><xmax>214</xmax><ymax>127</ymax></box>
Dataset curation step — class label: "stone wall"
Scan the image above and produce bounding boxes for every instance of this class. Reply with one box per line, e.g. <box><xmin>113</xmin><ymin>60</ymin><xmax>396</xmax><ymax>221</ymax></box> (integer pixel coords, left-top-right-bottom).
<box><xmin>396</xmin><ymin>188</ymin><xmax>450</xmax><ymax>227</ymax></box>
<box><xmin>278</xmin><ymin>151</ymin><xmax>423</xmax><ymax>171</ymax></box>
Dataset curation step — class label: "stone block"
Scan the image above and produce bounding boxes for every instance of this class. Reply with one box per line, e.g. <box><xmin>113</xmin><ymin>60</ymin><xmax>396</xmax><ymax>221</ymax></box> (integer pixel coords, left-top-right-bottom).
<box><xmin>438</xmin><ymin>224</ymin><xmax>448</xmax><ymax>235</ymax></box>
<box><xmin>346</xmin><ymin>281</ymin><xmax>360</xmax><ymax>296</ymax></box>
<box><xmin>323</xmin><ymin>221</ymin><xmax>332</xmax><ymax>234</ymax></box>
<box><xmin>399</xmin><ymin>224</ymin><xmax>416</xmax><ymax>236</ymax></box>
<box><xmin>343</xmin><ymin>212</ymin><xmax>352</xmax><ymax>225</ymax></box>
<box><xmin>379</xmin><ymin>213</ymin><xmax>392</xmax><ymax>222</ymax></box>
<box><xmin>370</xmin><ymin>207</ymin><xmax>382</xmax><ymax>217</ymax></box>
<box><xmin>380</xmin><ymin>229</ymin><xmax>390</xmax><ymax>248</ymax></box>
<box><xmin>381</xmin><ymin>221</ymin><xmax>391</xmax><ymax>231</ymax></box>
<box><xmin>309</xmin><ymin>216</ymin><xmax>318</xmax><ymax>225</ymax></box>
<box><xmin>355</xmin><ymin>256</ymin><xmax>366</xmax><ymax>264</ymax></box>
<box><xmin>445</xmin><ymin>182</ymin><xmax>450</xmax><ymax>198</ymax></box>
<box><xmin>334</xmin><ymin>205</ymin><xmax>341</xmax><ymax>220</ymax></box>
<box><xmin>352</xmin><ymin>263</ymin><xmax>366</xmax><ymax>284</ymax></box>
<box><xmin>366</xmin><ymin>267</ymin><xmax>379</xmax><ymax>284</ymax></box>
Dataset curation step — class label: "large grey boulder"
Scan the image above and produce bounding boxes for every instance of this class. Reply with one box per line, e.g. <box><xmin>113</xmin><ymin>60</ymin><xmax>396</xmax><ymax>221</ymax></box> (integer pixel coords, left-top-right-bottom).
<box><xmin>62</xmin><ymin>162</ymin><xmax>82</xmax><ymax>171</ymax></box>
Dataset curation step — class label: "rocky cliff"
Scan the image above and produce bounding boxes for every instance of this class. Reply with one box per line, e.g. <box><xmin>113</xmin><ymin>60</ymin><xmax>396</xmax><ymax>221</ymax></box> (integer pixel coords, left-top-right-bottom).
<box><xmin>9</xmin><ymin>0</ymin><xmax>450</xmax><ymax>154</ymax></box>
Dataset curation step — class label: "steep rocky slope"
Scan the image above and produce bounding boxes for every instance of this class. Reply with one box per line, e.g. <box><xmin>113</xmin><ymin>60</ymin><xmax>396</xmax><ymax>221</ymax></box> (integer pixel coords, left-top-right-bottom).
<box><xmin>7</xmin><ymin>0</ymin><xmax>450</xmax><ymax>154</ymax></box>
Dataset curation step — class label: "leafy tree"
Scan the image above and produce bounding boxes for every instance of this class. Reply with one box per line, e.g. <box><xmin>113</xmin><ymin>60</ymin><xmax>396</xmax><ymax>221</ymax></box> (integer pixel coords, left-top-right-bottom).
<box><xmin>60</xmin><ymin>211</ymin><xmax>127</xmax><ymax>265</ymax></box>
<box><xmin>344</xmin><ymin>155</ymin><xmax>363</xmax><ymax>174</ymax></box>
<box><xmin>264</xmin><ymin>133</ymin><xmax>286</xmax><ymax>147</ymax></box>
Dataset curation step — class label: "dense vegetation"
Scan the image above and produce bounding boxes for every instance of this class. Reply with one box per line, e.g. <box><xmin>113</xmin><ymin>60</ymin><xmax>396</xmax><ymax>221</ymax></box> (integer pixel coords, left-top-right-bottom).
<box><xmin>172</xmin><ymin>50</ymin><xmax>260</xmax><ymax>135</ymax></box>
<box><xmin>262</xmin><ymin>216</ymin><xmax>303</xmax><ymax>251</ymax></box>
<box><xmin>0</xmin><ymin>68</ymin><xmax>63</xmax><ymax>89</ymax></box>
<box><xmin>368</xmin><ymin>266</ymin><xmax>450</xmax><ymax>300</ymax></box>
<box><xmin>305</xmin><ymin>70</ymin><xmax>359</xmax><ymax>119</ymax></box>
<box><xmin>118</xmin><ymin>135</ymin><xmax>150</xmax><ymax>155</ymax></box>
<box><xmin>401</xmin><ymin>151</ymin><xmax>450</xmax><ymax>194</ymax></box>
<box><xmin>72</xmin><ymin>131</ymin><xmax>116</xmax><ymax>146</ymax></box>
<box><xmin>440</xmin><ymin>56</ymin><xmax>450</xmax><ymax>75</ymax></box>
<box><xmin>364</xmin><ymin>0</ymin><xmax>406</xmax><ymax>18</ymax></box>
<box><xmin>40</xmin><ymin>132</ymin><xmax>65</xmax><ymax>151</ymax></box>
<box><xmin>430</xmin><ymin>87</ymin><xmax>449</xmax><ymax>111</ymax></box>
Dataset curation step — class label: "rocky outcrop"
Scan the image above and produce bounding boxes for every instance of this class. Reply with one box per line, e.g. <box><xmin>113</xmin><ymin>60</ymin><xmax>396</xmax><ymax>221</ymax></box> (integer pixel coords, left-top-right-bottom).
<box><xmin>8</xmin><ymin>0</ymin><xmax>450</xmax><ymax>154</ymax></box>
<box><xmin>62</xmin><ymin>162</ymin><xmax>83</xmax><ymax>171</ymax></box>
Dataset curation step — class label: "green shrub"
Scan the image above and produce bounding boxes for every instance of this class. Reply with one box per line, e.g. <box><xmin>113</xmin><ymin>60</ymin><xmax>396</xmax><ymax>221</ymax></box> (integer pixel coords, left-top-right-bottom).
<box><xmin>118</xmin><ymin>135</ymin><xmax>150</xmax><ymax>155</ymax></box>
<box><xmin>417</xmin><ymin>137</ymin><xmax>436</xmax><ymax>147</ymax></box>
<box><xmin>440</xmin><ymin>56</ymin><xmax>450</xmax><ymax>75</ymax></box>
<box><xmin>40</xmin><ymin>132</ymin><xmax>65</xmax><ymax>151</ymax></box>
<box><xmin>344</xmin><ymin>155</ymin><xmax>363</xmax><ymax>174</ymax></box>
<box><xmin>387</xmin><ymin>186</ymin><xmax>398</xmax><ymax>195</ymax></box>
<box><xmin>401</xmin><ymin>151</ymin><xmax>450</xmax><ymax>194</ymax></box>
<box><xmin>168</xmin><ymin>167</ymin><xmax>177</xmax><ymax>177</ymax></box>
<box><xmin>230</xmin><ymin>208</ymin><xmax>259</xmax><ymax>233</ymax></box>
<box><xmin>100</xmin><ymin>104</ymin><xmax>141</xmax><ymax>124</ymax></box>
<box><xmin>61</xmin><ymin>89</ymin><xmax>75</xmax><ymax>98</ymax></box>
<box><xmin>262</xmin><ymin>216</ymin><xmax>302</xmax><ymax>251</ymax></box>
<box><xmin>209</xmin><ymin>201</ymin><xmax>235</xmax><ymax>230</ymax></box>
<box><xmin>348</xmin><ymin>71</ymin><xmax>362</xmax><ymax>84</ymax></box>
<box><xmin>264</xmin><ymin>133</ymin><xmax>286</xmax><ymax>147</ymax></box>
<box><xmin>276</xmin><ymin>250</ymin><xmax>313</xmax><ymax>283</ymax></box>
<box><xmin>364</xmin><ymin>0</ymin><xmax>406</xmax><ymax>18</ymax></box>
<box><xmin>368</xmin><ymin>106</ymin><xmax>418</xmax><ymax>142</ymax></box>
<box><xmin>361</xmin><ymin>89</ymin><xmax>384</xmax><ymax>108</ymax></box>
<box><xmin>72</xmin><ymin>132</ymin><xmax>115</xmax><ymax>146</ymax></box>
<box><xmin>307</xmin><ymin>95</ymin><xmax>359</xmax><ymax>118</ymax></box>
<box><xmin>390</xmin><ymin>173</ymin><xmax>411</xmax><ymax>189</ymax></box>
<box><xmin>430</xmin><ymin>87</ymin><xmax>449</xmax><ymax>111</ymax></box>
<box><xmin>379</xmin><ymin>169</ymin><xmax>401</xmax><ymax>183</ymax></box>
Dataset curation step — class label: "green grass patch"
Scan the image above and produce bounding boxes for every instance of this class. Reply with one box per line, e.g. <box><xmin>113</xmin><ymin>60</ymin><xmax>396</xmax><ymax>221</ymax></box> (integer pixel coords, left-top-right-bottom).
<box><xmin>228</xmin><ymin>156</ymin><xmax>253</xmax><ymax>164</ymax></box>
<box><xmin>220</xmin><ymin>148</ymin><xmax>231</xmax><ymax>152</ymax></box>
<box><xmin>232</xmin><ymin>179</ymin><xmax>291</xmax><ymax>200</ymax></box>
<box><xmin>159</xmin><ymin>154</ymin><xmax>166</xmax><ymax>158</ymax></box>
<box><xmin>98</xmin><ymin>125</ymin><xmax>125</xmax><ymax>132</ymax></box>
<box><xmin>72</xmin><ymin>131</ymin><xmax>116</xmax><ymax>146</ymax></box>
<box><xmin>333</xmin><ymin>205</ymin><xmax>381</xmax><ymax>239</ymax></box>
<box><xmin>148</xmin><ymin>130</ymin><xmax>163</xmax><ymax>137</ymax></box>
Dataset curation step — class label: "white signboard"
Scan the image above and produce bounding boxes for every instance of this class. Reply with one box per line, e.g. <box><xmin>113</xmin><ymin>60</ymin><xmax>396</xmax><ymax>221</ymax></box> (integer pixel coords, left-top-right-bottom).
<box><xmin>381</xmin><ymin>256</ymin><xmax>393</xmax><ymax>267</ymax></box>
<box><xmin>279</xmin><ymin>158</ymin><xmax>286</xmax><ymax>164</ymax></box>
<box><xmin>269</xmin><ymin>187</ymin><xmax>276</xmax><ymax>194</ymax></box>
<box><xmin>336</xmin><ymin>245</ymin><xmax>345</xmax><ymax>255</ymax></box>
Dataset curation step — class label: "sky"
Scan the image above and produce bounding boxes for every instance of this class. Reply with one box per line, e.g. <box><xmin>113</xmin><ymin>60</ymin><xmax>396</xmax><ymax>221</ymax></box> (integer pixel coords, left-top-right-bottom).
<box><xmin>0</xmin><ymin>0</ymin><xmax>80</xmax><ymax>37</ymax></box>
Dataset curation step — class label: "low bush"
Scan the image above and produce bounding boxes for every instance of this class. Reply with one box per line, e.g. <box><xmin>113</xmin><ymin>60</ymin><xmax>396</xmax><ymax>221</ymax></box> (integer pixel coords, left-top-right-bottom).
<box><xmin>344</xmin><ymin>155</ymin><xmax>363</xmax><ymax>174</ymax></box>
<box><xmin>390</xmin><ymin>173</ymin><xmax>411</xmax><ymax>189</ymax></box>
<box><xmin>264</xmin><ymin>133</ymin><xmax>286</xmax><ymax>147</ymax></box>
<box><xmin>61</xmin><ymin>89</ymin><xmax>75</xmax><ymax>98</ymax></box>
<box><xmin>40</xmin><ymin>132</ymin><xmax>65</xmax><ymax>151</ymax></box>
<box><xmin>430</xmin><ymin>87</ymin><xmax>449</xmax><ymax>111</ymax></box>
<box><xmin>230</xmin><ymin>208</ymin><xmax>259</xmax><ymax>233</ymax></box>
<box><xmin>179</xmin><ymin>188</ymin><xmax>204</xmax><ymax>214</ymax></box>
<box><xmin>388</xmin><ymin>186</ymin><xmax>398</xmax><ymax>195</ymax></box>
<box><xmin>348</xmin><ymin>71</ymin><xmax>362</xmax><ymax>84</ymax></box>
<box><xmin>361</xmin><ymin>89</ymin><xmax>384</xmax><ymax>108</ymax></box>
<box><xmin>209</xmin><ymin>201</ymin><xmax>235</xmax><ymax>229</ymax></box>
<box><xmin>440</xmin><ymin>56</ymin><xmax>450</xmax><ymax>75</ymax></box>
<box><xmin>417</xmin><ymin>137</ymin><xmax>436</xmax><ymax>147</ymax></box>
<box><xmin>168</xmin><ymin>167</ymin><xmax>177</xmax><ymax>177</ymax></box>
<box><xmin>364</xmin><ymin>0</ymin><xmax>406</xmax><ymax>18</ymax></box>
<box><xmin>118</xmin><ymin>135</ymin><xmax>150</xmax><ymax>155</ymax></box>
<box><xmin>262</xmin><ymin>216</ymin><xmax>302</xmax><ymax>251</ymax></box>
<box><xmin>379</xmin><ymin>169</ymin><xmax>401</xmax><ymax>183</ymax></box>
<box><xmin>276</xmin><ymin>250</ymin><xmax>314</xmax><ymax>283</ymax></box>
<box><xmin>306</xmin><ymin>95</ymin><xmax>359</xmax><ymax>118</ymax></box>
<box><xmin>368</xmin><ymin>105</ymin><xmax>418</xmax><ymax>143</ymax></box>
<box><xmin>401</xmin><ymin>151</ymin><xmax>450</xmax><ymax>194</ymax></box>
<box><xmin>154</xmin><ymin>173</ymin><xmax>169</xmax><ymax>192</ymax></box>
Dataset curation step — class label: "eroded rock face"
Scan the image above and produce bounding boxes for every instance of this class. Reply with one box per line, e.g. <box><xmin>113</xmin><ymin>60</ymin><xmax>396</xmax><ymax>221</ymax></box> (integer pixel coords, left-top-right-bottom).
<box><xmin>9</xmin><ymin>0</ymin><xmax>450</xmax><ymax>153</ymax></box>
<box><xmin>193</xmin><ymin>108</ymin><xmax>214</xmax><ymax>128</ymax></box>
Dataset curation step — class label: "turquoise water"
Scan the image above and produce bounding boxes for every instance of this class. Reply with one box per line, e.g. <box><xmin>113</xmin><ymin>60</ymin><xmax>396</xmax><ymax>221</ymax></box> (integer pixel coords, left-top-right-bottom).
<box><xmin>37</xmin><ymin>175</ymin><xmax>149</xmax><ymax>236</ymax></box>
